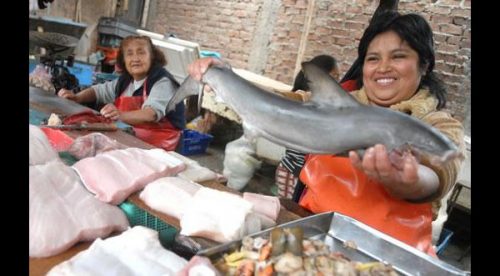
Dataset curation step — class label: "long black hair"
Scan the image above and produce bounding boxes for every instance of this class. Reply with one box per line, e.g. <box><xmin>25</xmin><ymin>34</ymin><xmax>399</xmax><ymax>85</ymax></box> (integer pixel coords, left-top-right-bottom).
<box><xmin>292</xmin><ymin>55</ymin><xmax>338</xmax><ymax>91</ymax></box>
<box><xmin>355</xmin><ymin>11</ymin><xmax>447</xmax><ymax>109</ymax></box>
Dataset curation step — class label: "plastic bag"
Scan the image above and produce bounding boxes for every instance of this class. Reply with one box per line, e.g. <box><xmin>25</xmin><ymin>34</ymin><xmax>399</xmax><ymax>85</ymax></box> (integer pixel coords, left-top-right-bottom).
<box><xmin>29</xmin><ymin>64</ymin><xmax>55</xmax><ymax>93</ymax></box>
<box><xmin>223</xmin><ymin>136</ymin><xmax>262</xmax><ymax>190</ymax></box>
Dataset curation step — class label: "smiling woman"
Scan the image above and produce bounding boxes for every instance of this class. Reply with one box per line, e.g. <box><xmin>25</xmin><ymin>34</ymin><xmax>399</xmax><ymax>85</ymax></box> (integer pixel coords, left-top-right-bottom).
<box><xmin>296</xmin><ymin>11</ymin><xmax>466</xmax><ymax>256</ymax></box>
<box><xmin>57</xmin><ymin>35</ymin><xmax>186</xmax><ymax>151</ymax></box>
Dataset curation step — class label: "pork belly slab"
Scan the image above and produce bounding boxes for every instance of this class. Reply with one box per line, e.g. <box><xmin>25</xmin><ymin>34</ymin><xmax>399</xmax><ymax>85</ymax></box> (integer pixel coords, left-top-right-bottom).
<box><xmin>29</xmin><ymin>124</ymin><xmax>59</xmax><ymax>165</ymax></box>
<box><xmin>47</xmin><ymin>226</ymin><xmax>188</xmax><ymax>276</ymax></box>
<box><xmin>29</xmin><ymin>160</ymin><xmax>129</xmax><ymax>258</ymax></box>
<box><xmin>72</xmin><ymin>148</ymin><xmax>186</xmax><ymax>205</ymax></box>
<box><xmin>180</xmin><ymin>187</ymin><xmax>254</xmax><ymax>243</ymax></box>
<box><xmin>139</xmin><ymin>176</ymin><xmax>202</xmax><ymax>220</ymax></box>
<box><xmin>168</xmin><ymin>151</ymin><xmax>224</xmax><ymax>183</ymax></box>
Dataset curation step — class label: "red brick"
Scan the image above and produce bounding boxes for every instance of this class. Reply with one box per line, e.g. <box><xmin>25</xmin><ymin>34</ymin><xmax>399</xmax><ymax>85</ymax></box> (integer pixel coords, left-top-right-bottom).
<box><xmin>427</xmin><ymin>6</ymin><xmax>451</xmax><ymax>15</ymax></box>
<box><xmin>446</xmin><ymin>35</ymin><xmax>461</xmax><ymax>45</ymax></box>
<box><xmin>234</xmin><ymin>10</ymin><xmax>247</xmax><ymax>18</ymax></box>
<box><xmin>460</xmin><ymin>39</ymin><xmax>471</xmax><ymax>49</ymax></box>
<box><xmin>450</xmin><ymin>8</ymin><xmax>470</xmax><ymax>18</ymax></box>
<box><xmin>439</xmin><ymin>24</ymin><xmax>463</xmax><ymax>35</ymax></box>
<box><xmin>431</xmin><ymin>14</ymin><xmax>452</xmax><ymax>24</ymax></box>
<box><xmin>437</xmin><ymin>43</ymin><xmax>460</xmax><ymax>53</ymax></box>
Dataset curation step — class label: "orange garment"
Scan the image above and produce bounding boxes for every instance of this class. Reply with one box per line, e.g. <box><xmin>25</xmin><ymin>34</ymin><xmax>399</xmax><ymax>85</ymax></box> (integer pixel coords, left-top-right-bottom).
<box><xmin>299</xmin><ymin>154</ymin><xmax>436</xmax><ymax>256</ymax></box>
<box><xmin>114</xmin><ymin>81</ymin><xmax>181</xmax><ymax>151</ymax></box>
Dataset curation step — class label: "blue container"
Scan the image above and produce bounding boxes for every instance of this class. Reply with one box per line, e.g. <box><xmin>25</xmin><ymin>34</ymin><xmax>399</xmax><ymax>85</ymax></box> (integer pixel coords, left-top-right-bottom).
<box><xmin>436</xmin><ymin>228</ymin><xmax>454</xmax><ymax>255</ymax></box>
<box><xmin>67</xmin><ymin>62</ymin><xmax>95</xmax><ymax>86</ymax></box>
<box><xmin>178</xmin><ymin>129</ymin><xmax>213</xmax><ymax>155</ymax></box>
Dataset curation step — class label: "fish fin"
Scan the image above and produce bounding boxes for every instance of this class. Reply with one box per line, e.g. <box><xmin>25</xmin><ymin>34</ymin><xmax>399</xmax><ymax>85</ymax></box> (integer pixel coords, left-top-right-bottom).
<box><xmin>302</xmin><ymin>62</ymin><xmax>360</xmax><ymax>108</ymax></box>
<box><xmin>166</xmin><ymin>76</ymin><xmax>203</xmax><ymax>113</ymax></box>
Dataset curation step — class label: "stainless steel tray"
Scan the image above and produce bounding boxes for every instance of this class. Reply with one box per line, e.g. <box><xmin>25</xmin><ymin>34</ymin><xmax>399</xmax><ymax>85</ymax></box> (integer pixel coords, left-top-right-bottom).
<box><xmin>198</xmin><ymin>212</ymin><xmax>470</xmax><ymax>276</ymax></box>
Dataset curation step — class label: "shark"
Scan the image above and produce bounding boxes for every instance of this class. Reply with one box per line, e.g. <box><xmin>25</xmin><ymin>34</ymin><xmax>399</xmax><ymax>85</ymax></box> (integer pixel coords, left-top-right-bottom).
<box><xmin>166</xmin><ymin>62</ymin><xmax>460</xmax><ymax>165</ymax></box>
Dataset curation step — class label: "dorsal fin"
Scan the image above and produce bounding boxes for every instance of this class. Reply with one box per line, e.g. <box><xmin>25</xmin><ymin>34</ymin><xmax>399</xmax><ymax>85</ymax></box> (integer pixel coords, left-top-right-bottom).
<box><xmin>302</xmin><ymin>62</ymin><xmax>360</xmax><ymax>108</ymax></box>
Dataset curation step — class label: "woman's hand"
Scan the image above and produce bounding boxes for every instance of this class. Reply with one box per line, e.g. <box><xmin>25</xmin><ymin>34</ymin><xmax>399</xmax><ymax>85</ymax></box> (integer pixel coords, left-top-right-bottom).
<box><xmin>349</xmin><ymin>144</ymin><xmax>439</xmax><ymax>201</ymax></box>
<box><xmin>100</xmin><ymin>104</ymin><xmax>120</xmax><ymax>121</ymax></box>
<box><xmin>57</xmin><ymin>88</ymin><xmax>77</xmax><ymax>101</ymax></box>
<box><xmin>188</xmin><ymin>57</ymin><xmax>223</xmax><ymax>81</ymax></box>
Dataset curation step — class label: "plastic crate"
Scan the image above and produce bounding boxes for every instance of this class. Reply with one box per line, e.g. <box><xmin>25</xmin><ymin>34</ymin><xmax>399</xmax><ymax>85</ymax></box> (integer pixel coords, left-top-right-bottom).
<box><xmin>118</xmin><ymin>201</ymin><xmax>178</xmax><ymax>248</ymax></box>
<box><xmin>436</xmin><ymin>228</ymin><xmax>454</xmax><ymax>255</ymax></box>
<box><xmin>178</xmin><ymin>129</ymin><xmax>213</xmax><ymax>155</ymax></box>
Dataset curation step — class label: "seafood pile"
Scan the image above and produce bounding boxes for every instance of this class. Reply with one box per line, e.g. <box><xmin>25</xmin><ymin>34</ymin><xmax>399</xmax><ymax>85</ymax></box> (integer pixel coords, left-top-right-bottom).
<box><xmin>212</xmin><ymin>227</ymin><xmax>398</xmax><ymax>275</ymax></box>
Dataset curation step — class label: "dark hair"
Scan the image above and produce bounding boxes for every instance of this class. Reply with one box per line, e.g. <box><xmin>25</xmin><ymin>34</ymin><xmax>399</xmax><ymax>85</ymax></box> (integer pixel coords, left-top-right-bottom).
<box><xmin>292</xmin><ymin>54</ymin><xmax>338</xmax><ymax>91</ymax></box>
<box><xmin>116</xmin><ymin>35</ymin><xmax>167</xmax><ymax>76</ymax></box>
<box><xmin>356</xmin><ymin>11</ymin><xmax>447</xmax><ymax>109</ymax></box>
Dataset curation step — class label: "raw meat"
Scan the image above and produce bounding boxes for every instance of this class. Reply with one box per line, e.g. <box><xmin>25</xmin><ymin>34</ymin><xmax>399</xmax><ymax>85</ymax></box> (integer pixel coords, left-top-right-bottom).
<box><xmin>168</xmin><ymin>151</ymin><xmax>224</xmax><ymax>183</ymax></box>
<box><xmin>140</xmin><ymin>177</ymin><xmax>202</xmax><ymax>220</ymax></box>
<box><xmin>243</xmin><ymin>192</ymin><xmax>281</xmax><ymax>221</ymax></box>
<box><xmin>180</xmin><ymin>188</ymin><xmax>254</xmax><ymax>243</ymax></box>
<box><xmin>29</xmin><ymin>160</ymin><xmax>129</xmax><ymax>258</ymax></box>
<box><xmin>47</xmin><ymin>226</ymin><xmax>188</xmax><ymax>276</ymax></box>
<box><xmin>72</xmin><ymin>148</ymin><xmax>186</xmax><ymax>204</ymax></box>
<box><xmin>63</xmin><ymin>110</ymin><xmax>112</xmax><ymax>125</ymax></box>
<box><xmin>67</xmin><ymin>132</ymin><xmax>127</xmax><ymax>159</ymax></box>
<box><xmin>29</xmin><ymin>124</ymin><xmax>59</xmax><ymax>165</ymax></box>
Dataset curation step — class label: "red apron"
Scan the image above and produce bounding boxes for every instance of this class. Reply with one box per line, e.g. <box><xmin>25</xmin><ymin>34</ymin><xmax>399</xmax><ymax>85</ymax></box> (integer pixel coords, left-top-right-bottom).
<box><xmin>299</xmin><ymin>154</ymin><xmax>436</xmax><ymax>256</ymax></box>
<box><xmin>114</xmin><ymin>80</ymin><xmax>181</xmax><ymax>151</ymax></box>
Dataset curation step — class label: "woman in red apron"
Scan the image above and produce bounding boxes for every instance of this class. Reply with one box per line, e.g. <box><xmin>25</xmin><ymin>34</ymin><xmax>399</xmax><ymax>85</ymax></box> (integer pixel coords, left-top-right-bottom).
<box><xmin>298</xmin><ymin>12</ymin><xmax>465</xmax><ymax>256</ymax></box>
<box><xmin>58</xmin><ymin>36</ymin><xmax>185</xmax><ymax>151</ymax></box>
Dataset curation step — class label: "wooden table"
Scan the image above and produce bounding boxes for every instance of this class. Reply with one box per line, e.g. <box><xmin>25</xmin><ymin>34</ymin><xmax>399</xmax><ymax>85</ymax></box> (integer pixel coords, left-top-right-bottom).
<box><xmin>29</xmin><ymin>86</ymin><xmax>312</xmax><ymax>275</ymax></box>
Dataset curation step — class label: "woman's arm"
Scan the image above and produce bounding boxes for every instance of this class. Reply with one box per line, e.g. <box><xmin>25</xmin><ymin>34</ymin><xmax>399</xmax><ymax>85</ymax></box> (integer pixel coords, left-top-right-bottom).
<box><xmin>58</xmin><ymin>87</ymin><xmax>97</xmax><ymax>104</ymax></box>
<box><xmin>349</xmin><ymin>144</ymin><xmax>440</xmax><ymax>201</ymax></box>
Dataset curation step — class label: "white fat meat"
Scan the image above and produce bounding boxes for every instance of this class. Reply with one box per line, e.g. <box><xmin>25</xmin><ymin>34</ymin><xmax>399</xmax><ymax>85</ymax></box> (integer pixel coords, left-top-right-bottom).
<box><xmin>47</xmin><ymin>226</ymin><xmax>188</xmax><ymax>276</ymax></box>
<box><xmin>72</xmin><ymin>148</ymin><xmax>186</xmax><ymax>205</ymax></box>
<box><xmin>243</xmin><ymin>192</ymin><xmax>281</xmax><ymax>221</ymax></box>
<box><xmin>168</xmin><ymin>151</ymin><xmax>224</xmax><ymax>182</ymax></box>
<box><xmin>139</xmin><ymin>176</ymin><xmax>202</xmax><ymax>220</ymax></box>
<box><xmin>29</xmin><ymin>124</ymin><xmax>59</xmax><ymax>165</ymax></box>
<box><xmin>180</xmin><ymin>188</ymin><xmax>254</xmax><ymax>243</ymax></box>
<box><xmin>29</xmin><ymin>160</ymin><xmax>129</xmax><ymax>258</ymax></box>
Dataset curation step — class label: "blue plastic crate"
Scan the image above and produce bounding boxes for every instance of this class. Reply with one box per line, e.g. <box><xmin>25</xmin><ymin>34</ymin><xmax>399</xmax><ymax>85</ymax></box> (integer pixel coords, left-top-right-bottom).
<box><xmin>436</xmin><ymin>228</ymin><xmax>454</xmax><ymax>255</ymax></box>
<box><xmin>178</xmin><ymin>129</ymin><xmax>213</xmax><ymax>155</ymax></box>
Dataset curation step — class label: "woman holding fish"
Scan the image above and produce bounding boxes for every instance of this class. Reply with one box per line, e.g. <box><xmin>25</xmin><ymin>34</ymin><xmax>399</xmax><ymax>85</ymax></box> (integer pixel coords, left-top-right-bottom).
<box><xmin>58</xmin><ymin>35</ymin><xmax>185</xmax><ymax>151</ymax></box>
<box><xmin>187</xmin><ymin>11</ymin><xmax>464</xmax><ymax>256</ymax></box>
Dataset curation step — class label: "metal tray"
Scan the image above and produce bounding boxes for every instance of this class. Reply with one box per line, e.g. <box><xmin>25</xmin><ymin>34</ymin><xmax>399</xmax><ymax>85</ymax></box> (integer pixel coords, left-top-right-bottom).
<box><xmin>198</xmin><ymin>212</ymin><xmax>470</xmax><ymax>276</ymax></box>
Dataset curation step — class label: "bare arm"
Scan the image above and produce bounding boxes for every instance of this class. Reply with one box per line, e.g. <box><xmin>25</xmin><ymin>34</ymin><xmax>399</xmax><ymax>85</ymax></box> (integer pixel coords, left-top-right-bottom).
<box><xmin>58</xmin><ymin>87</ymin><xmax>97</xmax><ymax>104</ymax></box>
<box><xmin>100</xmin><ymin>104</ymin><xmax>157</xmax><ymax>125</ymax></box>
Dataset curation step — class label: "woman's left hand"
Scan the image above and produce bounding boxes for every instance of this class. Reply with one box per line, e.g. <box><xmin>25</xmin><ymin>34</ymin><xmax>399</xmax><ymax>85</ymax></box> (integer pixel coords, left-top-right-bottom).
<box><xmin>100</xmin><ymin>104</ymin><xmax>121</xmax><ymax>121</ymax></box>
<box><xmin>349</xmin><ymin>144</ymin><xmax>421</xmax><ymax>198</ymax></box>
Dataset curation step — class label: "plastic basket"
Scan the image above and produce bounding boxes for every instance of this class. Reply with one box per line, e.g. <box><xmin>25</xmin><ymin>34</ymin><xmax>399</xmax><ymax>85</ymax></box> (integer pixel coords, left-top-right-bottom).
<box><xmin>436</xmin><ymin>228</ymin><xmax>454</xmax><ymax>255</ymax></box>
<box><xmin>118</xmin><ymin>201</ymin><xmax>178</xmax><ymax>248</ymax></box>
<box><xmin>178</xmin><ymin>129</ymin><xmax>213</xmax><ymax>156</ymax></box>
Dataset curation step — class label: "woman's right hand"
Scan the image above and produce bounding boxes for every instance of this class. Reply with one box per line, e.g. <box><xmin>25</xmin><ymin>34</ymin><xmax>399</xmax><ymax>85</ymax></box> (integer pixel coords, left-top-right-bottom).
<box><xmin>188</xmin><ymin>57</ymin><xmax>223</xmax><ymax>81</ymax></box>
<box><xmin>57</xmin><ymin>88</ymin><xmax>77</xmax><ymax>101</ymax></box>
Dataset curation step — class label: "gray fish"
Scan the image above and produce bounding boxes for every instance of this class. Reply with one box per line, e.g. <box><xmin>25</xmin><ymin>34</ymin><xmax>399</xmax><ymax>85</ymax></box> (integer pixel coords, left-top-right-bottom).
<box><xmin>167</xmin><ymin>62</ymin><xmax>460</xmax><ymax>165</ymax></box>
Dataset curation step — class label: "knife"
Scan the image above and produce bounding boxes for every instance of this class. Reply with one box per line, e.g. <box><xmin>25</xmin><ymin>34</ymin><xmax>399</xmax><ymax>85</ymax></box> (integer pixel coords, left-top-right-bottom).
<box><xmin>43</xmin><ymin>123</ymin><xmax>118</xmax><ymax>131</ymax></box>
